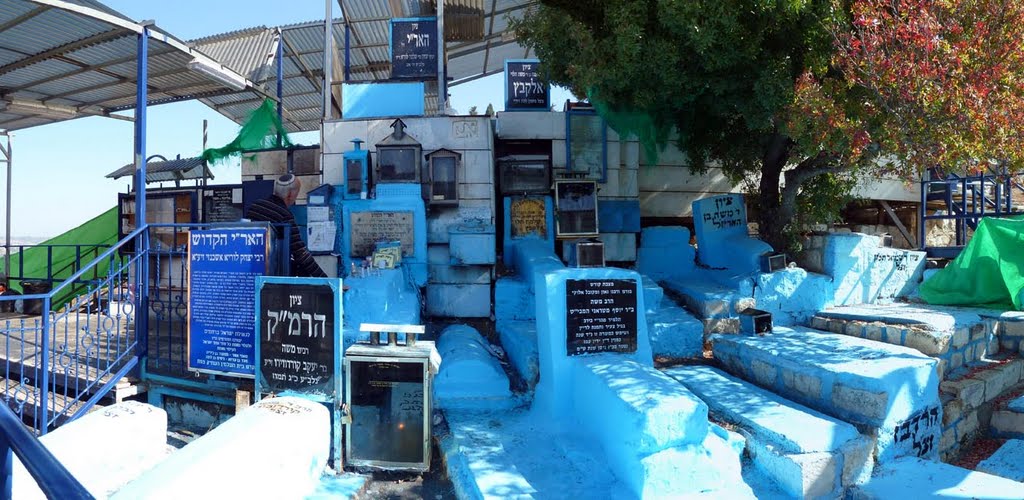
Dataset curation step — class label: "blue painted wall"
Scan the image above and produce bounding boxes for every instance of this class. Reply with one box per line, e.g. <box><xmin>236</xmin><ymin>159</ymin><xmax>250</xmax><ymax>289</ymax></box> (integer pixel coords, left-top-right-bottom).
<box><xmin>502</xmin><ymin>196</ymin><xmax>555</xmax><ymax>267</ymax></box>
<box><xmin>340</xmin><ymin>183</ymin><xmax>428</xmax><ymax>286</ymax></box>
<box><xmin>341</xmin><ymin>82</ymin><xmax>426</xmax><ymax>119</ymax></box>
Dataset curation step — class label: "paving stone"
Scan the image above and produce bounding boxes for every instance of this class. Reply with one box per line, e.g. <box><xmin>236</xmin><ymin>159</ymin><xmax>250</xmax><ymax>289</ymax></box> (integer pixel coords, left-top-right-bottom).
<box><xmin>942</xmin><ymin>398</ymin><xmax>964</xmax><ymax>427</ymax></box>
<box><xmin>940</xmin><ymin>378</ymin><xmax>986</xmax><ymax>409</ymax></box>
<box><xmin>904</xmin><ymin>328</ymin><xmax>951</xmax><ymax>356</ymax></box>
<box><xmin>955</xmin><ymin>411</ymin><xmax>979</xmax><ymax>440</ymax></box>
<box><xmin>832</xmin><ymin>384</ymin><xmax>888</xmax><ymax>422</ymax></box>
<box><xmin>751</xmin><ymin>359</ymin><xmax>777</xmax><ymax>387</ymax></box>
<box><xmin>782</xmin><ymin>368</ymin><xmax>823</xmax><ymax>401</ymax></box>
<box><xmin>952</xmin><ymin>328</ymin><xmax>970</xmax><ymax>349</ymax></box>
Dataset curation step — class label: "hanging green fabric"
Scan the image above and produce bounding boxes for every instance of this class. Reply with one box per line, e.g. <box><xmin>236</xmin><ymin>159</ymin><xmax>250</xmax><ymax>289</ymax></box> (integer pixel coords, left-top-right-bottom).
<box><xmin>919</xmin><ymin>216</ymin><xmax>1024</xmax><ymax>310</ymax></box>
<box><xmin>201</xmin><ymin>98</ymin><xmax>293</xmax><ymax>165</ymax></box>
<box><xmin>587</xmin><ymin>89</ymin><xmax>670</xmax><ymax>166</ymax></box>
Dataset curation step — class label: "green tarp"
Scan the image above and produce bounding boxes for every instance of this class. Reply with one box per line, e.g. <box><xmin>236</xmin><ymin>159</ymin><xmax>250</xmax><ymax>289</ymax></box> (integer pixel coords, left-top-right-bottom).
<box><xmin>919</xmin><ymin>216</ymin><xmax>1024</xmax><ymax>310</ymax></box>
<box><xmin>201</xmin><ymin>98</ymin><xmax>292</xmax><ymax>165</ymax></box>
<box><xmin>2</xmin><ymin>206</ymin><xmax>118</xmax><ymax>308</ymax></box>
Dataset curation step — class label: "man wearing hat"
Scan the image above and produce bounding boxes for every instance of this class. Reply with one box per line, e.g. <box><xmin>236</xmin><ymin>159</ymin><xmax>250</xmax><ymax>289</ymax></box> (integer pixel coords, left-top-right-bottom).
<box><xmin>245</xmin><ymin>174</ymin><xmax>327</xmax><ymax>278</ymax></box>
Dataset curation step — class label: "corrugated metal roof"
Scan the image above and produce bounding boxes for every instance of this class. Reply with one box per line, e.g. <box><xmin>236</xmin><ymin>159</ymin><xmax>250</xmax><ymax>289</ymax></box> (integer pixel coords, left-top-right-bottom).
<box><xmin>105</xmin><ymin>155</ymin><xmax>212</xmax><ymax>183</ymax></box>
<box><xmin>0</xmin><ymin>0</ymin><xmax>273</xmax><ymax>131</ymax></box>
<box><xmin>193</xmin><ymin>0</ymin><xmax>535</xmax><ymax>132</ymax></box>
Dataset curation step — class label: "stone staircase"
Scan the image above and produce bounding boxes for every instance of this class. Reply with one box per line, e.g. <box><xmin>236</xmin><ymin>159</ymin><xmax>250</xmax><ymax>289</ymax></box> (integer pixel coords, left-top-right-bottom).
<box><xmin>664</xmin><ymin>365</ymin><xmax>874</xmax><ymax>498</ymax></box>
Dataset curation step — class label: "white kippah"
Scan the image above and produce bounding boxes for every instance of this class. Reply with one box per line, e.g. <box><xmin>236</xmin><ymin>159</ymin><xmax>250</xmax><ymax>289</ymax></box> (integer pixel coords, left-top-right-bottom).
<box><xmin>275</xmin><ymin>174</ymin><xmax>296</xmax><ymax>188</ymax></box>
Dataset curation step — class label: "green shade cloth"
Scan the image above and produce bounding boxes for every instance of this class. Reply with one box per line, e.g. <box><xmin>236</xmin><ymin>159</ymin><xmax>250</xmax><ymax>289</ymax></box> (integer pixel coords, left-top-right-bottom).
<box><xmin>201</xmin><ymin>98</ymin><xmax>292</xmax><ymax>165</ymax></box>
<box><xmin>919</xmin><ymin>216</ymin><xmax>1024</xmax><ymax>310</ymax></box>
<box><xmin>2</xmin><ymin>206</ymin><xmax>118</xmax><ymax>308</ymax></box>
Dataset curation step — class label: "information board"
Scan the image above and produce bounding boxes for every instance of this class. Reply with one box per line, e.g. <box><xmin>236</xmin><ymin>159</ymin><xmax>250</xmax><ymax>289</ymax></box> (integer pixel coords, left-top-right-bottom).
<box><xmin>203</xmin><ymin>187</ymin><xmax>243</xmax><ymax>223</ymax></box>
<box><xmin>187</xmin><ymin>228</ymin><xmax>268</xmax><ymax>376</ymax></box>
<box><xmin>391</xmin><ymin>18</ymin><xmax>438</xmax><ymax>80</ymax></box>
<box><xmin>510</xmin><ymin>197</ymin><xmax>547</xmax><ymax>238</ymax></box>
<box><xmin>505</xmin><ymin>59</ymin><xmax>549</xmax><ymax>111</ymax></box>
<box><xmin>565</xmin><ymin>279</ymin><xmax>638</xmax><ymax>356</ymax></box>
<box><xmin>349</xmin><ymin>211</ymin><xmax>415</xmax><ymax>257</ymax></box>
<box><xmin>256</xmin><ymin>279</ymin><xmax>340</xmax><ymax>397</ymax></box>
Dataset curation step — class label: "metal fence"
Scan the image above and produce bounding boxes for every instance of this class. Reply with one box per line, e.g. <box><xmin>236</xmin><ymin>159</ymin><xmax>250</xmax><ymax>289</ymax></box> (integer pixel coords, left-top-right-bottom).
<box><xmin>920</xmin><ymin>167</ymin><xmax>1024</xmax><ymax>258</ymax></box>
<box><xmin>0</xmin><ymin>228</ymin><xmax>145</xmax><ymax>434</ymax></box>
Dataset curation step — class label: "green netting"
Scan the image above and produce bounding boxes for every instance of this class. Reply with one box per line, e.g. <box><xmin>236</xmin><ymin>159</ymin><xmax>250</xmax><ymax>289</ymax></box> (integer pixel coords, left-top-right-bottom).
<box><xmin>1</xmin><ymin>206</ymin><xmax>118</xmax><ymax>308</ymax></box>
<box><xmin>201</xmin><ymin>98</ymin><xmax>293</xmax><ymax>165</ymax></box>
<box><xmin>588</xmin><ymin>90</ymin><xmax>669</xmax><ymax>166</ymax></box>
<box><xmin>919</xmin><ymin>216</ymin><xmax>1024</xmax><ymax>310</ymax></box>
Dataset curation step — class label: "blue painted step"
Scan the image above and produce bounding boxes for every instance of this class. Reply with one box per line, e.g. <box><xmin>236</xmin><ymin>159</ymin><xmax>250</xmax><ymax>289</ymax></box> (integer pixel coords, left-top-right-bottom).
<box><xmin>664</xmin><ymin>365</ymin><xmax>873</xmax><ymax>498</ymax></box>
<box><xmin>661</xmin><ymin>278</ymin><xmax>750</xmax><ymax>320</ymax></box>
<box><xmin>977</xmin><ymin>439</ymin><xmax>1024</xmax><ymax>483</ymax></box>
<box><xmin>713</xmin><ymin>326</ymin><xmax>941</xmax><ymax>463</ymax></box>
<box><xmin>847</xmin><ymin>456</ymin><xmax>1024</xmax><ymax>499</ymax></box>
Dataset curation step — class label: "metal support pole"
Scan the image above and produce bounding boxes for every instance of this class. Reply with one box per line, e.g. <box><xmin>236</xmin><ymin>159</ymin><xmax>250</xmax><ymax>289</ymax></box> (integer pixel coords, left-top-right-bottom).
<box><xmin>344</xmin><ymin>23</ymin><xmax>351</xmax><ymax>81</ymax></box>
<box><xmin>135</xmin><ymin>27</ymin><xmax>150</xmax><ymax>361</ymax></box>
<box><xmin>437</xmin><ymin>0</ymin><xmax>445</xmax><ymax>114</ymax></box>
<box><xmin>276</xmin><ymin>29</ymin><xmax>284</xmax><ymax>145</ymax></box>
<box><xmin>1</xmin><ymin>132</ymin><xmax>10</xmax><ymax>280</ymax></box>
<box><xmin>323</xmin><ymin>0</ymin><xmax>334</xmax><ymax>122</ymax></box>
<box><xmin>201</xmin><ymin>119</ymin><xmax>208</xmax><ymax>188</ymax></box>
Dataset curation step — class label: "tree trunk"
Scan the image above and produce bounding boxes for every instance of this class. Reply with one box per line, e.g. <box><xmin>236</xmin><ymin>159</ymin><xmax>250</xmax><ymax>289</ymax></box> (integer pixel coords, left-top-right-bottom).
<box><xmin>758</xmin><ymin>135</ymin><xmax>790</xmax><ymax>253</ymax></box>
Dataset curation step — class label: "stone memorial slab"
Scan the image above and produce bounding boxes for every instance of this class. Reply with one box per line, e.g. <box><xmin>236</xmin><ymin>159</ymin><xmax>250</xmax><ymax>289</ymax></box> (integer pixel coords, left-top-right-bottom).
<box><xmin>510</xmin><ymin>197</ymin><xmax>548</xmax><ymax>238</ymax></box>
<box><xmin>350</xmin><ymin>211</ymin><xmax>415</xmax><ymax>257</ymax></box>
<box><xmin>692</xmin><ymin>194</ymin><xmax>772</xmax><ymax>272</ymax></box>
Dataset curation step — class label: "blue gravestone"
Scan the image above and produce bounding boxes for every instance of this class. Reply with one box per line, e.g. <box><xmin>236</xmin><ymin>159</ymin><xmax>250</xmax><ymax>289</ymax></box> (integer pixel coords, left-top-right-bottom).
<box><xmin>187</xmin><ymin>228</ymin><xmax>269</xmax><ymax>376</ymax></box>
<box><xmin>692</xmin><ymin>194</ymin><xmax>772</xmax><ymax>274</ymax></box>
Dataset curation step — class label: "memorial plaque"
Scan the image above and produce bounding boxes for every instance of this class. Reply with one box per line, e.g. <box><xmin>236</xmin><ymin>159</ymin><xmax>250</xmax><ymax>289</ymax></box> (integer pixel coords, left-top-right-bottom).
<box><xmin>565</xmin><ymin>279</ymin><xmax>638</xmax><ymax>356</ymax></box>
<box><xmin>505</xmin><ymin>60</ymin><xmax>549</xmax><ymax>111</ymax></box>
<box><xmin>350</xmin><ymin>211</ymin><xmax>414</xmax><ymax>257</ymax></box>
<box><xmin>510</xmin><ymin>197</ymin><xmax>547</xmax><ymax>238</ymax></box>
<box><xmin>257</xmin><ymin>281</ymin><xmax>337</xmax><ymax>396</ymax></box>
<box><xmin>203</xmin><ymin>187</ymin><xmax>243</xmax><ymax>223</ymax></box>
<box><xmin>188</xmin><ymin>228</ymin><xmax>268</xmax><ymax>376</ymax></box>
<box><xmin>391</xmin><ymin>18</ymin><xmax>438</xmax><ymax>80</ymax></box>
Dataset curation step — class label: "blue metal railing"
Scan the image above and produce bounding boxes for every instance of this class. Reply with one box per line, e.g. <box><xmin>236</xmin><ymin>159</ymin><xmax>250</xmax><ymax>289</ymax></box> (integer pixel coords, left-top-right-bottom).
<box><xmin>2</xmin><ymin>243</ymin><xmax>111</xmax><ymax>287</ymax></box>
<box><xmin>0</xmin><ymin>228</ymin><xmax>146</xmax><ymax>433</ymax></box>
<box><xmin>919</xmin><ymin>167</ymin><xmax>1023</xmax><ymax>257</ymax></box>
<box><xmin>0</xmin><ymin>403</ymin><xmax>91</xmax><ymax>499</ymax></box>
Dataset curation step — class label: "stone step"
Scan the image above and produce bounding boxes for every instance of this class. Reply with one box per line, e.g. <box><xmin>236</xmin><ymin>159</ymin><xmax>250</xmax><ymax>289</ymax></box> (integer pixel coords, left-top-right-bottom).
<box><xmin>647</xmin><ymin>303</ymin><xmax>703</xmax><ymax>360</ymax></box>
<box><xmin>810</xmin><ymin>303</ymin><xmax>1001</xmax><ymax>379</ymax></box>
<box><xmin>661</xmin><ymin>278</ymin><xmax>752</xmax><ymax>321</ymax></box>
<box><xmin>712</xmin><ymin>326</ymin><xmax>941</xmax><ymax>463</ymax></box>
<box><xmin>847</xmin><ymin>456</ymin><xmax>1024</xmax><ymax>499</ymax></box>
<box><xmin>663</xmin><ymin>365</ymin><xmax>874</xmax><ymax>498</ymax></box>
<box><xmin>939</xmin><ymin>359</ymin><xmax>1024</xmax><ymax>458</ymax></box>
<box><xmin>991</xmin><ymin>394</ymin><xmax>1024</xmax><ymax>439</ymax></box>
<box><xmin>977</xmin><ymin>439</ymin><xmax>1024</xmax><ymax>483</ymax></box>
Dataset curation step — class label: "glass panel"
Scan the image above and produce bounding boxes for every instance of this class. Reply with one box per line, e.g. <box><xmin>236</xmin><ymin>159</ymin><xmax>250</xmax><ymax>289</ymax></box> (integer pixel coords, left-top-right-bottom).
<box><xmin>346</xmin><ymin>159</ymin><xmax>363</xmax><ymax>194</ymax></box>
<box><xmin>500</xmin><ymin>161</ymin><xmax>549</xmax><ymax>194</ymax></box>
<box><xmin>568</xmin><ymin>113</ymin><xmax>605</xmax><ymax>180</ymax></box>
<box><xmin>349</xmin><ymin>359</ymin><xmax>425</xmax><ymax>464</ymax></box>
<box><xmin>378</xmin><ymin>148</ymin><xmax>418</xmax><ymax>182</ymax></box>
<box><xmin>431</xmin><ymin>157</ymin><xmax>457</xmax><ymax>201</ymax></box>
<box><xmin>556</xmin><ymin>181</ymin><xmax>598</xmax><ymax>236</ymax></box>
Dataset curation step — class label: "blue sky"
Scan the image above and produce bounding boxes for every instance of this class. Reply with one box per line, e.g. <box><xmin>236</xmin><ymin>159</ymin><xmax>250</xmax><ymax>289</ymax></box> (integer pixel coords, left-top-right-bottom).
<box><xmin>5</xmin><ymin>0</ymin><xmax>570</xmax><ymax>238</ymax></box>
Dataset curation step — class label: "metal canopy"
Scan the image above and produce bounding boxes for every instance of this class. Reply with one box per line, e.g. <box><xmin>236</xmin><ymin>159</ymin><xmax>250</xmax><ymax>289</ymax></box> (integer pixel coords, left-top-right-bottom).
<box><xmin>0</xmin><ymin>0</ymin><xmax>271</xmax><ymax>131</ymax></box>
<box><xmin>194</xmin><ymin>0</ymin><xmax>536</xmax><ymax>133</ymax></box>
<box><xmin>105</xmin><ymin>155</ymin><xmax>211</xmax><ymax>184</ymax></box>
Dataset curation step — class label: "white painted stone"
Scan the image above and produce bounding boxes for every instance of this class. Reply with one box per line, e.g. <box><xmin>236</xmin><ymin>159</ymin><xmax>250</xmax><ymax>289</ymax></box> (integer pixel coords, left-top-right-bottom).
<box><xmin>885</xmin><ymin>327</ymin><xmax>904</xmax><ymax>345</ymax></box>
<box><xmin>14</xmin><ymin>402</ymin><xmax>168</xmax><ymax>500</ymax></box>
<box><xmin>841</xmin><ymin>435</ymin><xmax>876</xmax><ymax>487</ymax></box>
<box><xmin>747</xmin><ymin>439</ymin><xmax>839</xmax><ymax>499</ymax></box>
<box><xmin>460</xmin><ymin>150</ymin><xmax>494</xmax><ymax>184</ymax></box>
<box><xmin>865</xmin><ymin>324</ymin><xmax>884</xmax><ymax>342</ymax></box>
<box><xmin>322</xmin><ymin>153</ymin><xmax>344</xmax><ymax>186</ymax></box>
<box><xmin>904</xmin><ymin>328</ymin><xmax>951</xmax><ymax>356</ymax></box>
<box><xmin>112</xmin><ymin>397</ymin><xmax>329</xmax><ymax>500</ymax></box>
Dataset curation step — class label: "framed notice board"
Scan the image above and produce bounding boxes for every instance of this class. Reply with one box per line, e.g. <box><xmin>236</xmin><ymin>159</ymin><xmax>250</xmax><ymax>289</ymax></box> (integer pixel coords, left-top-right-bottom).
<box><xmin>390</xmin><ymin>17</ymin><xmax>438</xmax><ymax>80</ymax></box>
<box><xmin>255</xmin><ymin>276</ymin><xmax>344</xmax><ymax>464</ymax></box>
<box><xmin>187</xmin><ymin>227</ymin><xmax>269</xmax><ymax>376</ymax></box>
<box><xmin>504</xmin><ymin>59</ymin><xmax>549</xmax><ymax>111</ymax></box>
<box><xmin>565</xmin><ymin>278</ymin><xmax>638</xmax><ymax>356</ymax></box>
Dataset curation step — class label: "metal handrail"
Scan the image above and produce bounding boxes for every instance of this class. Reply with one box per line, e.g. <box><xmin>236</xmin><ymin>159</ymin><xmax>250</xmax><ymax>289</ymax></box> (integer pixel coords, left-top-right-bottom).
<box><xmin>49</xmin><ymin>227</ymin><xmax>146</xmax><ymax>298</ymax></box>
<box><xmin>0</xmin><ymin>403</ymin><xmax>92</xmax><ymax>499</ymax></box>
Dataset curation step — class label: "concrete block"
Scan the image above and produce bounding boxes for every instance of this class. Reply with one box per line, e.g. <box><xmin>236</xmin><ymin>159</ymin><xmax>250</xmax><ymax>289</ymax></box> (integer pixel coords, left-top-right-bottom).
<box><xmin>971</xmin><ymin>324</ymin><xmax>988</xmax><ymax>342</ymax></box>
<box><xmin>747</xmin><ymin>441</ymin><xmax>839</xmax><ymax>499</ymax></box>
<box><xmin>449</xmin><ymin>225</ymin><xmax>496</xmax><ymax>265</ymax></box>
<box><xmin>811</xmin><ymin>316</ymin><xmax>829</xmax><ymax>331</ymax></box>
<box><xmin>426</xmin><ymin>284</ymin><xmax>491</xmax><ymax>318</ymax></box>
<box><xmin>832</xmin><ymin>384</ymin><xmax>889</xmax><ymax>422</ymax></box>
<box><xmin>865</xmin><ymin>324</ymin><xmax>884</xmax><ymax>342</ymax></box>
<box><xmin>940</xmin><ymin>378</ymin><xmax>986</xmax><ymax>408</ymax></box>
<box><xmin>885</xmin><ymin>327</ymin><xmax>905</xmax><ymax>345</ymax></box>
